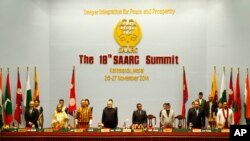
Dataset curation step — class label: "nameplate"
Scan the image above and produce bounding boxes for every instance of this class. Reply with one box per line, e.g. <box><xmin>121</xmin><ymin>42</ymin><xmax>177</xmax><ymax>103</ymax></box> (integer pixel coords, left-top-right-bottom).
<box><xmin>147</xmin><ymin>128</ymin><xmax>153</xmax><ymax>132</ymax></box>
<box><xmin>122</xmin><ymin>129</ymin><xmax>132</xmax><ymax>132</ymax></box>
<box><xmin>205</xmin><ymin>129</ymin><xmax>212</xmax><ymax>132</ymax></box>
<box><xmin>74</xmin><ymin>129</ymin><xmax>84</xmax><ymax>132</ymax></box>
<box><xmin>133</xmin><ymin>129</ymin><xmax>143</xmax><ymax>132</ymax></box>
<box><xmin>163</xmin><ymin>128</ymin><xmax>173</xmax><ymax>132</ymax></box>
<box><xmin>101</xmin><ymin>128</ymin><xmax>110</xmax><ymax>132</ymax></box>
<box><xmin>44</xmin><ymin>128</ymin><xmax>53</xmax><ymax>132</ymax></box>
<box><xmin>221</xmin><ymin>129</ymin><xmax>230</xmax><ymax>132</ymax></box>
<box><xmin>192</xmin><ymin>128</ymin><xmax>201</xmax><ymax>132</ymax></box>
<box><xmin>18</xmin><ymin>128</ymin><xmax>27</xmax><ymax>132</ymax></box>
<box><xmin>87</xmin><ymin>128</ymin><xmax>94</xmax><ymax>132</ymax></box>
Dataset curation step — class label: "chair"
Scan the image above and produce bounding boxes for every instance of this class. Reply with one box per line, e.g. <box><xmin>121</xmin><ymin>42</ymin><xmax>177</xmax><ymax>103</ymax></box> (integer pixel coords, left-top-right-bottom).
<box><xmin>147</xmin><ymin>114</ymin><xmax>156</xmax><ymax>128</ymax></box>
<box><xmin>175</xmin><ymin>115</ymin><xmax>186</xmax><ymax>128</ymax></box>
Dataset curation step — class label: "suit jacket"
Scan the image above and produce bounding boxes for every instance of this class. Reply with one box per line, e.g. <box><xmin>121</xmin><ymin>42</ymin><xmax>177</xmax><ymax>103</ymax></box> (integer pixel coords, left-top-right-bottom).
<box><xmin>187</xmin><ymin>108</ymin><xmax>205</xmax><ymax>128</ymax></box>
<box><xmin>102</xmin><ymin>107</ymin><xmax>118</xmax><ymax>129</ymax></box>
<box><xmin>132</xmin><ymin>110</ymin><xmax>147</xmax><ymax>125</ymax></box>
<box><xmin>205</xmin><ymin>101</ymin><xmax>218</xmax><ymax>117</ymax></box>
<box><xmin>196</xmin><ymin>98</ymin><xmax>206</xmax><ymax>110</ymax></box>
<box><xmin>160</xmin><ymin>109</ymin><xmax>175</xmax><ymax>128</ymax></box>
<box><xmin>25</xmin><ymin>108</ymin><xmax>39</xmax><ymax>128</ymax></box>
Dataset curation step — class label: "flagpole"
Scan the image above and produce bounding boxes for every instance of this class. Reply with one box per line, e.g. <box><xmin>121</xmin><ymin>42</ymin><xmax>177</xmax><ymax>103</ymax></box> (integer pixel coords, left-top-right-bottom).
<box><xmin>17</xmin><ymin>67</ymin><xmax>20</xmax><ymax>129</ymax></box>
<box><xmin>73</xmin><ymin>65</ymin><xmax>75</xmax><ymax>129</ymax></box>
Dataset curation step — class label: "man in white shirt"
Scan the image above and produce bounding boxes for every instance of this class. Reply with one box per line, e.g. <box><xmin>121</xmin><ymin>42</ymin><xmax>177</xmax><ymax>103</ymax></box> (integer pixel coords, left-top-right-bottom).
<box><xmin>216</xmin><ymin>102</ymin><xmax>234</xmax><ymax>129</ymax></box>
<box><xmin>160</xmin><ymin>103</ymin><xmax>175</xmax><ymax>128</ymax></box>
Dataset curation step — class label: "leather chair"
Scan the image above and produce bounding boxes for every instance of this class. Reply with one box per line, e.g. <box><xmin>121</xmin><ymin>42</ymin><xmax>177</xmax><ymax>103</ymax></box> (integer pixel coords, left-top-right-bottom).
<box><xmin>147</xmin><ymin>114</ymin><xmax>156</xmax><ymax>128</ymax></box>
<box><xmin>175</xmin><ymin>115</ymin><xmax>186</xmax><ymax>128</ymax></box>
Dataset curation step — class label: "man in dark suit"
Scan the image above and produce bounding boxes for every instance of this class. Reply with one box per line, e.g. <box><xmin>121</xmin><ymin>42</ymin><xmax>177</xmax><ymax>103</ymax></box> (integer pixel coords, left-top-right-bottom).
<box><xmin>25</xmin><ymin>101</ymin><xmax>39</xmax><ymax>128</ymax></box>
<box><xmin>132</xmin><ymin>103</ymin><xmax>147</xmax><ymax>127</ymax></box>
<box><xmin>187</xmin><ymin>101</ymin><xmax>205</xmax><ymax>128</ymax></box>
<box><xmin>102</xmin><ymin>99</ymin><xmax>118</xmax><ymax>129</ymax></box>
<box><xmin>196</xmin><ymin>92</ymin><xmax>206</xmax><ymax>110</ymax></box>
<box><xmin>205</xmin><ymin>96</ymin><xmax>218</xmax><ymax>118</ymax></box>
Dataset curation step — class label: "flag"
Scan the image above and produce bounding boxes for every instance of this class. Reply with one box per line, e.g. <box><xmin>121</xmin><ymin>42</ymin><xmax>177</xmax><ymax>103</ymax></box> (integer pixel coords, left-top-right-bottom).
<box><xmin>3</xmin><ymin>69</ymin><xmax>13</xmax><ymax>125</ymax></box>
<box><xmin>24</xmin><ymin>68</ymin><xmax>32</xmax><ymax>109</ymax></box>
<box><xmin>234</xmin><ymin>68</ymin><xmax>241</xmax><ymax>124</ymax></box>
<box><xmin>182</xmin><ymin>67</ymin><xmax>188</xmax><ymax>117</ymax></box>
<box><xmin>0</xmin><ymin>68</ymin><xmax>3</xmax><ymax>128</ymax></box>
<box><xmin>245</xmin><ymin>69</ymin><xmax>250</xmax><ymax>120</ymax></box>
<box><xmin>219</xmin><ymin>67</ymin><xmax>227</xmax><ymax>103</ymax></box>
<box><xmin>228</xmin><ymin>68</ymin><xmax>234</xmax><ymax>108</ymax></box>
<box><xmin>33</xmin><ymin>67</ymin><xmax>39</xmax><ymax>101</ymax></box>
<box><xmin>211</xmin><ymin>67</ymin><xmax>218</xmax><ymax>101</ymax></box>
<box><xmin>68</xmin><ymin>67</ymin><xmax>76</xmax><ymax>115</ymax></box>
<box><xmin>14</xmin><ymin>68</ymin><xmax>23</xmax><ymax>124</ymax></box>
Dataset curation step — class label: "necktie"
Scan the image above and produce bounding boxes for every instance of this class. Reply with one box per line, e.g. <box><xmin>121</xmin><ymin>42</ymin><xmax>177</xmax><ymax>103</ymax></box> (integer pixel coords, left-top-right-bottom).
<box><xmin>166</xmin><ymin>110</ymin><xmax>170</xmax><ymax>117</ymax></box>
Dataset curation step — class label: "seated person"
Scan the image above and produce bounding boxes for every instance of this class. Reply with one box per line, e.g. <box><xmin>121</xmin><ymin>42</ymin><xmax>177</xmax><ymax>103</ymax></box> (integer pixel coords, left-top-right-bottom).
<box><xmin>132</xmin><ymin>103</ymin><xmax>147</xmax><ymax>128</ymax></box>
<box><xmin>160</xmin><ymin>103</ymin><xmax>175</xmax><ymax>128</ymax></box>
<box><xmin>102</xmin><ymin>99</ymin><xmax>118</xmax><ymax>129</ymax></box>
<box><xmin>51</xmin><ymin>104</ymin><xmax>69</xmax><ymax>129</ymax></box>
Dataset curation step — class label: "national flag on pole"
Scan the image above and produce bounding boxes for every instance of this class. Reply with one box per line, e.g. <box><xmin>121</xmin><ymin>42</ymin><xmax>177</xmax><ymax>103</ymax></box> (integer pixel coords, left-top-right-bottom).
<box><xmin>3</xmin><ymin>69</ymin><xmax>13</xmax><ymax>125</ymax></box>
<box><xmin>245</xmin><ymin>68</ymin><xmax>250</xmax><ymax>120</ymax></box>
<box><xmin>228</xmin><ymin>68</ymin><xmax>234</xmax><ymax>108</ymax></box>
<box><xmin>182</xmin><ymin>66</ymin><xmax>188</xmax><ymax>117</ymax></box>
<box><xmin>14</xmin><ymin>68</ymin><xmax>23</xmax><ymax>124</ymax></box>
<box><xmin>33</xmin><ymin>67</ymin><xmax>39</xmax><ymax>101</ymax></box>
<box><xmin>68</xmin><ymin>67</ymin><xmax>76</xmax><ymax>116</ymax></box>
<box><xmin>219</xmin><ymin>67</ymin><xmax>227</xmax><ymax>103</ymax></box>
<box><xmin>234</xmin><ymin>68</ymin><xmax>241</xmax><ymax>125</ymax></box>
<box><xmin>24</xmin><ymin>67</ymin><xmax>32</xmax><ymax>109</ymax></box>
<box><xmin>211</xmin><ymin>67</ymin><xmax>218</xmax><ymax>101</ymax></box>
<box><xmin>0</xmin><ymin>68</ymin><xmax>3</xmax><ymax>128</ymax></box>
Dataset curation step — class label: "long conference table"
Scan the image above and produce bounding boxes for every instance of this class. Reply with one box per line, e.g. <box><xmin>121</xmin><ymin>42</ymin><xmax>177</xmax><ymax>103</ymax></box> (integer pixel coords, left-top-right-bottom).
<box><xmin>1</xmin><ymin>130</ymin><xmax>229</xmax><ymax>141</ymax></box>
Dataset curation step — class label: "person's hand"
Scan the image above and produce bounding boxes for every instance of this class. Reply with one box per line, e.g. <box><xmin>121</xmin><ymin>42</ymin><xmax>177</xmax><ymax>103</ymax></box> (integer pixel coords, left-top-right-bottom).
<box><xmin>28</xmin><ymin>122</ymin><xmax>33</xmax><ymax>125</ymax></box>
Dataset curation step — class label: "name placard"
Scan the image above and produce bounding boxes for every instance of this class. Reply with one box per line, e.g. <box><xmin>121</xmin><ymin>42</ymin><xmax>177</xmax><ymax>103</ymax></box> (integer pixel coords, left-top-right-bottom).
<box><xmin>44</xmin><ymin>128</ymin><xmax>53</xmax><ymax>132</ymax></box>
<box><xmin>18</xmin><ymin>128</ymin><xmax>27</xmax><ymax>132</ymax></box>
<box><xmin>74</xmin><ymin>129</ymin><xmax>84</xmax><ymax>132</ymax></box>
<box><xmin>221</xmin><ymin>129</ymin><xmax>230</xmax><ymax>132</ymax></box>
<box><xmin>192</xmin><ymin>128</ymin><xmax>201</xmax><ymax>132</ymax></box>
<box><xmin>122</xmin><ymin>129</ymin><xmax>132</xmax><ymax>132</ymax></box>
<box><xmin>101</xmin><ymin>128</ymin><xmax>110</xmax><ymax>132</ymax></box>
<box><xmin>163</xmin><ymin>128</ymin><xmax>173</xmax><ymax>132</ymax></box>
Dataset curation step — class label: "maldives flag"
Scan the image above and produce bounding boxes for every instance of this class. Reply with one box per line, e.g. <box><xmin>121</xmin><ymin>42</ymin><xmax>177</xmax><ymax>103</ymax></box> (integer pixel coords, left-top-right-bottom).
<box><xmin>182</xmin><ymin>67</ymin><xmax>188</xmax><ymax>117</ymax></box>
<box><xmin>234</xmin><ymin>69</ymin><xmax>241</xmax><ymax>125</ymax></box>
<box><xmin>245</xmin><ymin>69</ymin><xmax>250</xmax><ymax>120</ymax></box>
<box><xmin>228</xmin><ymin>68</ymin><xmax>234</xmax><ymax>108</ymax></box>
<box><xmin>3</xmin><ymin>69</ymin><xmax>13</xmax><ymax>125</ymax></box>
<box><xmin>14</xmin><ymin>68</ymin><xmax>23</xmax><ymax>124</ymax></box>
<box><xmin>68</xmin><ymin>67</ymin><xmax>76</xmax><ymax>115</ymax></box>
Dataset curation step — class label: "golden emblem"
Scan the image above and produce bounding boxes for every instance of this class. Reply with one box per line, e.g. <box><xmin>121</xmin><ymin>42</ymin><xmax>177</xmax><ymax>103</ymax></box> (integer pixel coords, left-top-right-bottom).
<box><xmin>114</xmin><ymin>19</ymin><xmax>142</xmax><ymax>53</ymax></box>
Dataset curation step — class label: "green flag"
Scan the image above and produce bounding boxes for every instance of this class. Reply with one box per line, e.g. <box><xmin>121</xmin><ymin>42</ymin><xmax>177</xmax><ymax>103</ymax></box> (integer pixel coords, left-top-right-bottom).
<box><xmin>24</xmin><ymin>68</ymin><xmax>32</xmax><ymax>108</ymax></box>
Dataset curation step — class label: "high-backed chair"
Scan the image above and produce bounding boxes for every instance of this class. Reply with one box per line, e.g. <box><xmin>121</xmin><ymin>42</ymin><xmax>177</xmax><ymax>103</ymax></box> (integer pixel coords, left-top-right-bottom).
<box><xmin>175</xmin><ymin>115</ymin><xmax>186</xmax><ymax>128</ymax></box>
<box><xmin>147</xmin><ymin>114</ymin><xmax>156</xmax><ymax>128</ymax></box>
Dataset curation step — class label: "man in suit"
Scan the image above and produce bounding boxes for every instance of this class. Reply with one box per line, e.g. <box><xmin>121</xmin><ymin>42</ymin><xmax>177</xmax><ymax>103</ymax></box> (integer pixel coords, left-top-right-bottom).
<box><xmin>132</xmin><ymin>103</ymin><xmax>147</xmax><ymax>127</ymax></box>
<box><xmin>205</xmin><ymin>95</ymin><xmax>218</xmax><ymax>127</ymax></box>
<box><xmin>196</xmin><ymin>92</ymin><xmax>206</xmax><ymax>110</ymax></box>
<box><xmin>187</xmin><ymin>101</ymin><xmax>205</xmax><ymax>128</ymax></box>
<box><xmin>160</xmin><ymin>103</ymin><xmax>175</xmax><ymax>128</ymax></box>
<box><xmin>102</xmin><ymin>99</ymin><xmax>118</xmax><ymax>129</ymax></box>
<box><xmin>25</xmin><ymin>101</ymin><xmax>39</xmax><ymax>128</ymax></box>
